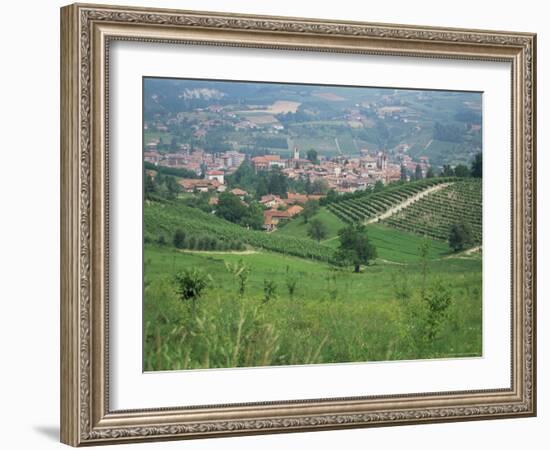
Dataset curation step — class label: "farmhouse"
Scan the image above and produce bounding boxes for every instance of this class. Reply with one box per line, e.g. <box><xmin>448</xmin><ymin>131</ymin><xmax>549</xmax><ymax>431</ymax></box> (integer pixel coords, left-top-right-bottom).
<box><xmin>260</xmin><ymin>194</ymin><xmax>286</xmax><ymax>208</ymax></box>
<box><xmin>229</xmin><ymin>188</ymin><xmax>248</xmax><ymax>199</ymax></box>
<box><xmin>144</xmin><ymin>151</ymin><xmax>161</xmax><ymax>164</ymax></box>
<box><xmin>263</xmin><ymin>209</ymin><xmax>290</xmax><ymax>232</ymax></box>
<box><xmin>286</xmin><ymin>205</ymin><xmax>304</xmax><ymax>217</ymax></box>
<box><xmin>206</xmin><ymin>170</ymin><xmax>225</xmax><ymax>184</ymax></box>
<box><xmin>178</xmin><ymin>178</ymin><xmax>221</xmax><ymax>193</ymax></box>
<box><xmin>251</xmin><ymin>155</ymin><xmax>285</xmax><ymax>171</ymax></box>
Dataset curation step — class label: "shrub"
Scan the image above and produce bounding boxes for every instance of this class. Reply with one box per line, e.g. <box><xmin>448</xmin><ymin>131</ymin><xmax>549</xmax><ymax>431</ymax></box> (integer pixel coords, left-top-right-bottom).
<box><xmin>173</xmin><ymin>229</ymin><xmax>186</xmax><ymax>249</ymax></box>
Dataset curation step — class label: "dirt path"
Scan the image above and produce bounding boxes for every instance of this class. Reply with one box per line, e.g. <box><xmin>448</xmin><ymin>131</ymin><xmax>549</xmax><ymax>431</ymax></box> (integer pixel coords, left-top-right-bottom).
<box><xmin>178</xmin><ymin>249</ymin><xmax>259</xmax><ymax>255</ymax></box>
<box><xmin>321</xmin><ymin>182</ymin><xmax>452</xmax><ymax>244</ymax></box>
<box><xmin>365</xmin><ymin>182</ymin><xmax>452</xmax><ymax>224</ymax></box>
<box><xmin>444</xmin><ymin>245</ymin><xmax>481</xmax><ymax>259</ymax></box>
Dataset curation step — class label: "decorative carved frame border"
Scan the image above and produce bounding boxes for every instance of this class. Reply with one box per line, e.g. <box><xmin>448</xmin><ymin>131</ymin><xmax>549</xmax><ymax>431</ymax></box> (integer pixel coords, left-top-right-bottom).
<box><xmin>60</xmin><ymin>3</ymin><xmax>536</xmax><ymax>446</ymax></box>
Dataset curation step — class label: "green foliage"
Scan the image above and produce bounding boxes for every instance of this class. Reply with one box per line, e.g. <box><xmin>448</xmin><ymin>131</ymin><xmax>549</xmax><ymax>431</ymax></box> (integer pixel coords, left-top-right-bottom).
<box><xmin>471</xmin><ymin>152</ymin><xmax>482</xmax><ymax>178</ymax></box>
<box><xmin>414</xmin><ymin>164</ymin><xmax>423</xmax><ymax>180</ymax></box>
<box><xmin>173</xmin><ymin>229</ymin><xmax>186</xmax><ymax>249</ymax></box>
<box><xmin>311</xmin><ymin>178</ymin><xmax>329</xmax><ymax>194</ymax></box>
<box><xmin>143</xmin><ymin>244</ymin><xmax>481</xmax><ymax>370</ymax></box>
<box><xmin>454</xmin><ymin>164</ymin><xmax>470</xmax><ymax>178</ymax></box>
<box><xmin>267</xmin><ymin>167</ymin><xmax>289</xmax><ymax>198</ymax></box>
<box><xmin>285</xmin><ymin>265</ymin><xmax>298</xmax><ymax>300</ymax></box>
<box><xmin>216</xmin><ymin>192</ymin><xmax>248</xmax><ymax>223</ymax></box>
<box><xmin>434</xmin><ymin>122</ymin><xmax>465</xmax><ymax>143</ymax></box>
<box><xmin>426</xmin><ymin>166</ymin><xmax>435</xmax><ymax>178</ymax></box>
<box><xmin>225</xmin><ymin>259</ymin><xmax>250</xmax><ymax>297</ymax></box>
<box><xmin>144</xmin><ymin>161</ymin><xmax>199</xmax><ymax>179</ymax></box>
<box><xmin>302</xmin><ymin>199</ymin><xmax>320</xmax><ymax>223</ymax></box>
<box><xmin>263</xmin><ymin>279</ymin><xmax>277</xmax><ymax>303</ymax></box>
<box><xmin>400</xmin><ymin>164</ymin><xmax>408</xmax><ymax>181</ymax></box>
<box><xmin>307</xmin><ymin>218</ymin><xmax>328</xmax><ymax>242</ymax></box>
<box><xmin>423</xmin><ymin>280</ymin><xmax>453</xmax><ymax>341</ymax></box>
<box><xmin>335</xmin><ymin>224</ymin><xmax>377</xmax><ymax>272</ymax></box>
<box><xmin>144</xmin><ymin>199</ymin><xmax>335</xmax><ymax>261</ymax></box>
<box><xmin>174</xmin><ymin>268</ymin><xmax>211</xmax><ymax>302</ymax></box>
<box><xmin>384</xmin><ymin>180</ymin><xmax>481</xmax><ymax>245</ymax></box>
<box><xmin>441</xmin><ymin>164</ymin><xmax>455</xmax><ymax>177</ymax></box>
<box><xmin>448</xmin><ymin>222</ymin><xmax>474</xmax><ymax>252</ymax></box>
<box><xmin>144</xmin><ymin>171</ymin><xmax>182</xmax><ymax>201</ymax></box>
<box><xmin>306</xmin><ymin>149</ymin><xmax>319</xmax><ymax>163</ymax></box>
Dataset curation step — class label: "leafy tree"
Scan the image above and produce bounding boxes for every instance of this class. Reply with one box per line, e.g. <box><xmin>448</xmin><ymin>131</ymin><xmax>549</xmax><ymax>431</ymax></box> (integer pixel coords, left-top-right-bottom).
<box><xmin>267</xmin><ymin>167</ymin><xmax>288</xmax><ymax>198</ymax></box>
<box><xmin>311</xmin><ymin>178</ymin><xmax>329</xmax><ymax>195</ymax></box>
<box><xmin>173</xmin><ymin>229</ymin><xmax>186</xmax><ymax>249</ymax></box>
<box><xmin>302</xmin><ymin>200</ymin><xmax>320</xmax><ymax>224</ymax></box>
<box><xmin>448</xmin><ymin>222</ymin><xmax>474</xmax><ymax>252</ymax></box>
<box><xmin>414</xmin><ymin>164</ymin><xmax>423</xmax><ymax>180</ymax></box>
<box><xmin>441</xmin><ymin>164</ymin><xmax>455</xmax><ymax>177</ymax></box>
<box><xmin>304</xmin><ymin>176</ymin><xmax>313</xmax><ymax>195</ymax></box>
<box><xmin>144</xmin><ymin>174</ymin><xmax>156</xmax><ymax>197</ymax></box>
<box><xmin>307</xmin><ymin>218</ymin><xmax>328</xmax><ymax>242</ymax></box>
<box><xmin>174</xmin><ymin>269</ymin><xmax>211</xmax><ymax>316</ymax></box>
<box><xmin>216</xmin><ymin>192</ymin><xmax>247</xmax><ymax>223</ymax></box>
<box><xmin>306</xmin><ymin>149</ymin><xmax>319</xmax><ymax>163</ymax></box>
<box><xmin>335</xmin><ymin>224</ymin><xmax>377</xmax><ymax>272</ymax></box>
<box><xmin>454</xmin><ymin>164</ymin><xmax>470</xmax><ymax>178</ymax></box>
<box><xmin>164</xmin><ymin>176</ymin><xmax>181</xmax><ymax>199</ymax></box>
<box><xmin>373</xmin><ymin>180</ymin><xmax>385</xmax><ymax>193</ymax></box>
<box><xmin>426</xmin><ymin>166</ymin><xmax>435</xmax><ymax>178</ymax></box>
<box><xmin>256</xmin><ymin>176</ymin><xmax>269</xmax><ymax>198</ymax></box>
<box><xmin>200</xmin><ymin>162</ymin><xmax>208</xmax><ymax>179</ymax></box>
<box><xmin>471</xmin><ymin>152</ymin><xmax>482</xmax><ymax>178</ymax></box>
<box><xmin>241</xmin><ymin>202</ymin><xmax>264</xmax><ymax>230</ymax></box>
<box><xmin>400</xmin><ymin>164</ymin><xmax>408</xmax><ymax>181</ymax></box>
<box><xmin>323</xmin><ymin>189</ymin><xmax>339</xmax><ymax>204</ymax></box>
<box><xmin>226</xmin><ymin>160</ymin><xmax>256</xmax><ymax>189</ymax></box>
<box><xmin>182</xmin><ymin>192</ymin><xmax>213</xmax><ymax>213</ymax></box>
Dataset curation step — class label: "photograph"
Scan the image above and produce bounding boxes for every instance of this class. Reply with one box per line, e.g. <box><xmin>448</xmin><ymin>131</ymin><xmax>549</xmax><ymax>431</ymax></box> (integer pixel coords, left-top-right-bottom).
<box><xmin>142</xmin><ymin>78</ymin><xmax>483</xmax><ymax>372</ymax></box>
<box><xmin>57</xmin><ymin>2</ymin><xmax>536</xmax><ymax>446</ymax></box>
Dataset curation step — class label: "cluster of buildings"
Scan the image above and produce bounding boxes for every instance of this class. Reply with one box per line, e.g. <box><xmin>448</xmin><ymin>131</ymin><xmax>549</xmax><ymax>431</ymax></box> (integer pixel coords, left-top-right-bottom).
<box><xmin>144</xmin><ymin>142</ymin><xmax>246</xmax><ymax>176</ymax></box>
<box><xmin>250</xmin><ymin>147</ymin><xmax>429</xmax><ymax>194</ymax></box>
<box><xmin>148</xmin><ymin>141</ymin><xmax>431</xmax><ymax>198</ymax></box>
<box><xmin>260</xmin><ymin>193</ymin><xmax>323</xmax><ymax>231</ymax></box>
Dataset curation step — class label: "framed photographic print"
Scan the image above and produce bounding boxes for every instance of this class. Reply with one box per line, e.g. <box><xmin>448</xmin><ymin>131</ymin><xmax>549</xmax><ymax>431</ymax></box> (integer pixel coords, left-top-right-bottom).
<box><xmin>60</xmin><ymin>3</ymin><xmax>537</xmax><ymax>446</ymax></box>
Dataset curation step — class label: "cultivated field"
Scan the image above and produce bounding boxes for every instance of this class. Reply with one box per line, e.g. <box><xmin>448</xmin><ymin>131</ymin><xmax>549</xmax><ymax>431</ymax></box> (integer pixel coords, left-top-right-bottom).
<box><xmin>143</xmin><ymin>179</ymin><xmax>483</xmax><ymax>371</ymax></box>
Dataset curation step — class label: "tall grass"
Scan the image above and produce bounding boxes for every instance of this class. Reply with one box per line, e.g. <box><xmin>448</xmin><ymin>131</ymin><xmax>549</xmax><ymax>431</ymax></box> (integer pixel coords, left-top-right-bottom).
<box><xmin>143</xmin><ymin>261</ymin><xmax>481</xmax><ymax>371</ymax></box>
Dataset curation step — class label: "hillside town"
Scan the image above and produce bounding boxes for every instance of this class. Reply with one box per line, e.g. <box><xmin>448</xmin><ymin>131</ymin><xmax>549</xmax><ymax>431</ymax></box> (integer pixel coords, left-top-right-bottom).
<box><xmin>145</xmin><ymin>144</ymin><xmax>430</xmax><ymax>194</ymax></box>
<box><xmin>145</xmin><ymin>142</ymin><xmax>434</xmax><ymax>231</ymax></box>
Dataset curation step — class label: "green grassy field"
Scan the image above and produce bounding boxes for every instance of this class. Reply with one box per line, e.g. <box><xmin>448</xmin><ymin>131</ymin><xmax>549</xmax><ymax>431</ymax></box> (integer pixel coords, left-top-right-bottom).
<box><xmin>143</xmin><ymin>189</ymin><xmax>482</xmax><ymax>372</ymax></box>
<box><xmin>276</xmin><ymin>208</ymin><xmax>344</xmax><ymax>240</ymax></box>
<box><xmin>144</xmin><ymin>243</ymin><xmax>482</xmax><ymax>371</ymax></box>
<box><xmin>276</xmin><ymin>208</ymin><xmax>452</xmax><ymax>263</ymax></box>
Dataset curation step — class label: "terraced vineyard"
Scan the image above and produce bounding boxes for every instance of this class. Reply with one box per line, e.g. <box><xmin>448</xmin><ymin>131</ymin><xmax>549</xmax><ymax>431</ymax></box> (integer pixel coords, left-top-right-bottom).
<box><xmin>327</xmin><ymin>178</ymin><xmax>454</xmax><ymax>224</ymax></box>
<box><xmin>144</xmin><ymin>200</ymin><xmax>335</xmax><ymax>261</ymax></box>
<box><xmin>384</xmin><ymin>180</ymin><xmax>482</xmax><ymax>244</ymax></box>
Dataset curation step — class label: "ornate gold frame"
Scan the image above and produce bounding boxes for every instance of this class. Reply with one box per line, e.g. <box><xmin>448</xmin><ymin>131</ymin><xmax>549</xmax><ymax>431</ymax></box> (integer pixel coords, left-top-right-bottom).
<box><xmin>60</xmin><ymin>3</ymin><xmax>537</xmax><ymax>446</ymax></box>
